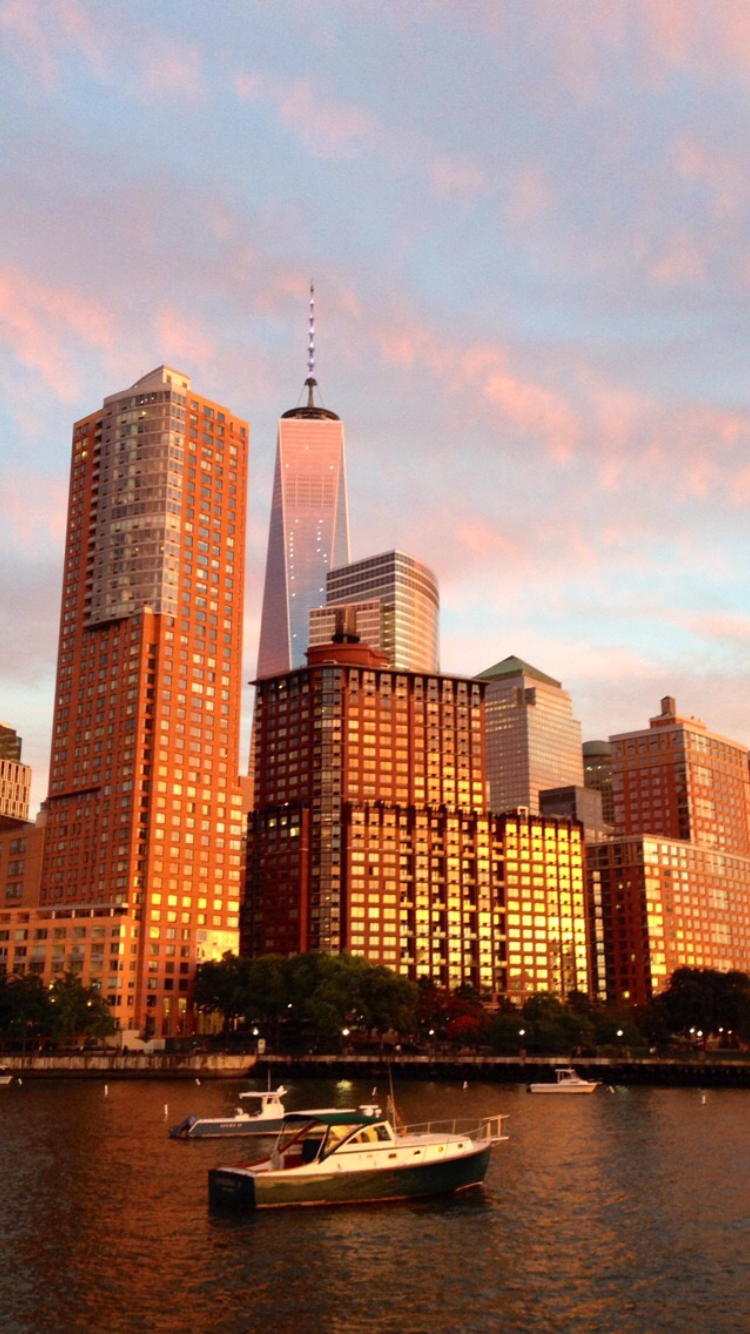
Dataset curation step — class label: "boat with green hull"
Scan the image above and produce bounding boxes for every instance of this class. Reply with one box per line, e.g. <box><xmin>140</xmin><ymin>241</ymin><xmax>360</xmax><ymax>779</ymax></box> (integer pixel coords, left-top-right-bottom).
<box><xmin>208</xmin><ymin>1104</ymin><xmax>507</xmax><ymax>1210</ymax></box>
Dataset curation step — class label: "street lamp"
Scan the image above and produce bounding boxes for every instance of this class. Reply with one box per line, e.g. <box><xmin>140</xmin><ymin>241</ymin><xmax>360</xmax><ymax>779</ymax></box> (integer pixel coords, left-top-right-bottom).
<box><xmin>518</xmin><ymin>1028</ymin><xmax>525</xmax><ymax>1037</ymax></box>
<box><xmin>616</xmin><ymin>1029</ymin><xmax>624</xmax><ymax>1038</ymax></box>
<box><xmin>342</xmin><ymin>1027</ymin><xmax>350</xmax><ymax>1038</ymax></box>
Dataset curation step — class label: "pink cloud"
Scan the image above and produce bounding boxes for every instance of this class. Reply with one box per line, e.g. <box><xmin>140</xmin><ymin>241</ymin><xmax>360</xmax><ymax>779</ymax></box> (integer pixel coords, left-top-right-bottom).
<box><xmin>0</xmin><ymin>267</ymin><xmax>115</xmax><ymax>398</ymax></box>
<box><xmin>432</xmin><ymin>156</ymin><xmax>485</xmax><ymax>198</ymax></box>
<box><xmin>235</xmin><ymin>71</ymin><xmax>376</xmax><ymax>160</ymax></box>
<box><xmin>0</xmin><ymin>0</ymin><xmax>105</xmax><ymax>87</ymax></box>
<box><xmin>1</xmin><ymin>471</ymin><xmax>68</xmax><ymax>552</ymax></box>
<box><xmin>156</xmin><ymin>305</ymin><xmax>214</xmax><ymax>368</ymax></box>
<box><xmin>140</xmin><ymin>44</ymin><xmax>204</xmax><ymax>101</ymax></box>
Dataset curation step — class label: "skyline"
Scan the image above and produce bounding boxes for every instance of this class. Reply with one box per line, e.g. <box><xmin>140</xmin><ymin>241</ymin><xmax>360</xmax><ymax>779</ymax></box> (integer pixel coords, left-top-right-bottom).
<box><xmin>3</xmin><ymin>1</ymin><xmax>750</xmax><ymax>810</ymax></box>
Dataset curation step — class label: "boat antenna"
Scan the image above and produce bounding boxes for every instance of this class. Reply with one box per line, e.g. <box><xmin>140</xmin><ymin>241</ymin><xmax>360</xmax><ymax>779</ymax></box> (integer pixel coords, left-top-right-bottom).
<box><xmin>387</xmin><ymin>1060</ymin><xmax>399</xmax><ymax>1132</ymax></box>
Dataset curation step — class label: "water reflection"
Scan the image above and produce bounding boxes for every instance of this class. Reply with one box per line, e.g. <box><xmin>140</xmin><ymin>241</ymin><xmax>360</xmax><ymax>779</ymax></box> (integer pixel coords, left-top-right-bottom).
<box><xmin>1</xmin><ymin>1078</ymin><xmax>749</xmax><ymax>1333</ymax></box>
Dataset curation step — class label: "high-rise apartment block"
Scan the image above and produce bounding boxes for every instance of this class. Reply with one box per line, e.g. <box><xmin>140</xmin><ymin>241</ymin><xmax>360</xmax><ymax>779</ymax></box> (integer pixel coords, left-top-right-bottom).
<box><xmin>588</xmin><ymin>834</ymin><xmax>750</xmax><ymax>1005</ymax></box>
<box><xmin>243</xmin><ymin>631</ymin><xmax>590</xmax><ymax>1000</ymax></box>
<box><xmin>256</xmin><ymin>368</ymin><xmax>349</xmax><ymax>678</ymax></box>
<box><xmin>586</xmin><ymin>696</ymin><xmax>750</xmax><ymax>1005</ymax></box>
<box><xmin>610</xmin><ymin>696</ymin><xmax>750</xmax><ymax>854</ymax></box>
<box><xmin>477</xmin><ymin>657</ymin><xmax>584</xmax><ymax>814</ymax></box>
<box><xmin>308</xmin><ymin>550</ymin><xmax>440</xmax><ymax>674</ymax></box>
<box><xmin>0</xmin><ymin>725</ymin><xmax>31</xmax><ymax>825</ymax></box>
<box><xmin>29</xmin><ymin>365</ymin><xmax>249</xmax><ymax>1036</ymax></box>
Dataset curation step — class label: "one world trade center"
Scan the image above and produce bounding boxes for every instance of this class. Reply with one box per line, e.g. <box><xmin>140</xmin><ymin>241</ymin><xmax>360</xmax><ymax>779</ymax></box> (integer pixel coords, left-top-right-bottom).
<box><xmin>256</xmin><ymin>284</ymin><xmax>350</xmax><ymax>677</ymax></box>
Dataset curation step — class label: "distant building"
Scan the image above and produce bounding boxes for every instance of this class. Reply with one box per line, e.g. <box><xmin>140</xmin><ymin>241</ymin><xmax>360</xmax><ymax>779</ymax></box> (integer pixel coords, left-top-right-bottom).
<box><xmin>539</xmin><ymin>785</ymin><xmax>611</xmax><ymax>842</ymax></box>
<box><xmin>476</xmin><ymin>656</ymin><xmax>584</xmax><ymax>814</ymax></box>
<box><xmin>610</xmin><ymin>696</ymin><xmax>750</xmax><ymax>854</ymax></box>
<box><xmin>256</xmin><ymin>289</ymin><xmax>350</xmax><ymax>677</ymax></box>
<box><xmin>0</xmin><ymin>725</ymin><xmax>31</xmax><ymax>825</ymax></box>
<box><xmin>309</xmin><ymin>549</ymin><xmax>440</xmax><ymax>674</ymax></box>
<box><xmin>587</xmin><ymin>834</ymin><xmax>750</xmax><ymax>1005</ymax></box>
<box><xmin>583</xmin><ymin>739</ymin><xmax>614</xmax><ymax>823</ymax></box>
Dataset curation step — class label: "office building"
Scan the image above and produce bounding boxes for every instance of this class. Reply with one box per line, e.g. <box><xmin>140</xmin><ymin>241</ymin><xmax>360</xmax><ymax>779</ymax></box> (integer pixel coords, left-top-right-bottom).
<box><xmin>308</xmin><ymin>550</ymin><xmax>440</xmax><ymax>673</ymax></box>
<box><xmin>583</xmin><ymin>739</ymin><xmax>614</xmax><ymax>823</ymax></box>
<box><xmin>539</xmin><ymin>785</ymin><xmax>611</xmax><ymax>842</ymax></box>
<box><xmin>477</xmin><ymin>656</ymin><xmax>584</xmax><ymax>814</ymax></box>
<box><xmin>36</xmin><ymin>365</ymin><xmax>248</xmax><ymax>1036</ymax></box>
<box><xmin>610</xmin><ymin>696</ymin><xmax>750</xmax><ymax>854</ymax></box>
<box><xmin>0</xmin><ymin>725</ymin><xmax>31</xmax><ymax>825</ymax></box>
<box><xmin>256</xmin><ymin>289</ymin><xmax>350</xmax><ymax>677</ymax></box>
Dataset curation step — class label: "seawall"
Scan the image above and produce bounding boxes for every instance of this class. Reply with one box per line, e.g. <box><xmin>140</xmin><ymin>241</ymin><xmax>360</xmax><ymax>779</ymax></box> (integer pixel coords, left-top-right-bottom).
<box><xmin>0</xmin><ymin>1052</ymin><xmax>257</xmax><ymax>1079</ymax></box>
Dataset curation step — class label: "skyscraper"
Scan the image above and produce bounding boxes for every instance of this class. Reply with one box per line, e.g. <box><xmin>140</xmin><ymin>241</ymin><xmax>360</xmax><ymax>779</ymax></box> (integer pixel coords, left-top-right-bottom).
<box><xmin>610</xmin><ymin>696</ymin><xmax>750</xmax><ymax>853</ymax></box>
<box><xmin>477</xmin><ymin>656</ymin><xmax>584</xmax><ymax>814</ymax></box>
<box><xmin>308</xmin><ymin>549</ymin><xmax>440</xmax><ymax>673</ymax></box>
<box><xmin>582</xmin><ymin>739</ymin><xmax>614</xmax><ymax>823</ymax></box>
<box><xmin>38</xmin><ymin>365</ymin><xmax>249</xmax><ymax>1036</ymax></box>
<box><xmin>256</xmin><ymin>286</ymin><xmax>350</xmax><ymax>677</ymax></box>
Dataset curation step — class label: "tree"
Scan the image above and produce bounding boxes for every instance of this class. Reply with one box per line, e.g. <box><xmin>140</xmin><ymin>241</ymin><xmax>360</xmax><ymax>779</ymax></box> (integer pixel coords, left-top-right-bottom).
<box><xmin>0</xmin><ymin>973</ymin><xmax>51</xmax><ymax>1051</ymax></box>
<box><xmin>654</xmin><ymin>967</ymin><xmax>750</xmax><ymax>1041</ymax></box>
<box><xmin>48</xmin><ymin>973</ymin><xmax>116</xmax><ymax>1045</ymax></box>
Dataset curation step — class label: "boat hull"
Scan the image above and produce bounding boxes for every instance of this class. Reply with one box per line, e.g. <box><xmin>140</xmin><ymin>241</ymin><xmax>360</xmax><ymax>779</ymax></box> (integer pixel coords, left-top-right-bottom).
<box><xmin>527</xmin><ymin>1084</ymin><xmax>599</xmax><ymax>1095</ymax></box>
<box><xmin>209</xmin><ymin>1143</ymin><xmax>492</xmax><ymax>1210</ymax></box>
<box><xmin>172</xmin><ymin>1115</ymin><xmax>286</xmax><ymax>1140</ymax></box>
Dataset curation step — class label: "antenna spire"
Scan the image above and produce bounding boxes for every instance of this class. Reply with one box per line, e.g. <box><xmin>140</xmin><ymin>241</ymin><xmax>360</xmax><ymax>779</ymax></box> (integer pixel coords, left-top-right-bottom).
<box><xmin>307</xmin><ymin>280</ymin><xmax>315</xmax><ymax>378</ymax></box>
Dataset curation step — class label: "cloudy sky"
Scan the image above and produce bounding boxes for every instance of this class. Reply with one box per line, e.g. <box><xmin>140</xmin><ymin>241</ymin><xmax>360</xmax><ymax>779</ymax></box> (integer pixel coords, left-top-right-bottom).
<box><xmin>2</xmin><ymin>0</ymin><xmax>750</xmax><ymax>810</ymax></box>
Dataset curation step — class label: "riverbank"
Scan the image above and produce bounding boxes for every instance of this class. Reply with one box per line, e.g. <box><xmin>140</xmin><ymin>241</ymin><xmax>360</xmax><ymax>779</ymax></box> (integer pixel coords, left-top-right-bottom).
<box><xmin>3</xmin><ymin>1049</ymin><xmax>750</xmax><ymax>1085</ymax></box>
<box><xmin>0</xmin><ymin>1052</ymin><xmax>256</xmax><ymax>1079</ymax></box>
<box><xmin>257</xmin><ymin>1052</ymin><xmax>750</xmax><ymax>1088</ymax></box>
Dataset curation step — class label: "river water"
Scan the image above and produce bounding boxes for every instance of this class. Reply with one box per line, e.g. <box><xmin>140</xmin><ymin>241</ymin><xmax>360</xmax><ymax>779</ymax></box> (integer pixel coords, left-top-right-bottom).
<box><xmin>1</xmin><ymin>1076</ymin><xmax>747</xmax><ymax>1334</ymax></box>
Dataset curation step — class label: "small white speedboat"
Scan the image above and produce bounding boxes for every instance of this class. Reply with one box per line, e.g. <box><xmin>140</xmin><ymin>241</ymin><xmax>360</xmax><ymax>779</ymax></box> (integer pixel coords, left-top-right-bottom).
<box><xmin>0</xmin><ymin>1071</ymin><xmax>13</xmax><ymax>1087</ymax></box>
<box><xmin>527</xmin><ymin>1067</ymin><xmax>600</xmax><ymax>1095</ymax></box>
<box><xmin>169</xmin><ymin>1086</ymin><xmax>288</xmax><ymax>1139</ymax></box>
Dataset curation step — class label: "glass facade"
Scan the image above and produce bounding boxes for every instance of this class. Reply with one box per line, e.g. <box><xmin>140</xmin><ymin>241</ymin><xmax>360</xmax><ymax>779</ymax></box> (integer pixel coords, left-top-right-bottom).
<box><xmin>308</xmin><ymin>549</ymin><xmax>440</xmax><ymax>674</ymax></box>
<box><xmin>256</xmin><ymin>401</ymin><xmax>349</xmax><ymax>678</ymax></box>
<box><xmin>478</xmin><ymin>657</ymin><xmax>583</xmax><ymax>814</ymax></box>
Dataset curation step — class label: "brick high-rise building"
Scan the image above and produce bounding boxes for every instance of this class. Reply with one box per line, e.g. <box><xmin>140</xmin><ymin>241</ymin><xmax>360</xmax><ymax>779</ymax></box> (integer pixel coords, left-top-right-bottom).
<box><xmin>243</xmin><ymin>627</ymin><xmax>591</xmax><ymax>1000</ymax></box>
<box><xmin>38</xmin><ymin>365</ymin><xmax>248</xmax><ymax>1037</ymax></box>
<box><xmin>610</xmin><ymin>696</ymin><xmax>750</xmax><ymax>854</ymax></box>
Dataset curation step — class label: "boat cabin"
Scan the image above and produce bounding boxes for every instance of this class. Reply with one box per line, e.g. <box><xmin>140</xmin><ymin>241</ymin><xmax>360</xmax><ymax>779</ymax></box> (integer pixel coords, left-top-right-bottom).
<box><xmin>268</xmin><ymin>1108</ymin><xmax>394</xmax><ymax>1170</ymax></box>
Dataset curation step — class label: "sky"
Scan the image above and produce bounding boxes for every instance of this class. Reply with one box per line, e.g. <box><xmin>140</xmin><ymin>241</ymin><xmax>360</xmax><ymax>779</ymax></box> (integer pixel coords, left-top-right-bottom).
<box><xmin>2</xmin><ymin>0</ymin><xmax>750</xmax><ymax>813</ymax></box>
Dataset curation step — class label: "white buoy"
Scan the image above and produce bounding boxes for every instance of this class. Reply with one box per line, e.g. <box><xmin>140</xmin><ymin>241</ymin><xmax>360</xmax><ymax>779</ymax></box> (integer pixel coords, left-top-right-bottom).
<box><xmin>371</xmin><ymin>1087</ymin><xmax>377</xmax><ymax>1097</ymax></box>
<box><xmin>608</xmin><ymin>1086</ymin><xmax>616</xmax><ymax>1094</ymax></box>
<box><xmin>17</xmin><ymin>1078</ymin><xmax>22</xmax><ymax>1086</ymax></box>
<box><xmin>463</xmin><ymin>1081</ymin><xmax>469</xmax><ymax>1090</ymax></box>
<box><xmin>701</xmin><ymin>1094</ymin><xmax>707</xmax><ymax>1105</ymax></box>
<box><xmin>104</xmin><ymin>1084</ymin><xmax>108</xmax><ymax>1097</ymax></box>
<box><xmin>195</xmin><ymin>1078</ymin><xmax>201</xmax><ymax>1085</ymax></box>
<box><xmin>164</xmin><ymin>1103</ymin><xmax>169</xmax><ymax>1118</ymax></box>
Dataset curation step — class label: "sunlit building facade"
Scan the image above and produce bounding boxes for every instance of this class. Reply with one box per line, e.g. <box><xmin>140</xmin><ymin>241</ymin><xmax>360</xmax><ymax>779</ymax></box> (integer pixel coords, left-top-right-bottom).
<box><xmin>0</xmin><ymin>725</ymin><xmax>31</xmax><ymax>825</ymax></box>
<box><xmin>36</xmin><ymin>365</ymin><xmax>248</xmax><ymax>1036</ymax></box>
<box><xmin>477</xmin><ymin>656</ymin><xmax>584</xmax><ymax>814</ymax></box>
<box><xmin>587</xmin><ymin>834</ymin><xmax>750</xmax><ymax>1006</ymax></box>
<box><xmin>244</xmin><ymin>633</ymin><xmax>591</xmax><ymax>1001</ymax></box>
<box><xmin>256</xmin><ymin>378</ymin><xmax>349</xmax><ymax>678</ymax></box>
<box><xmin>611</xmin><ymin>696</ymin><xmax>750</xmax><ymax>855</ymax></box>
<box><xmin>308</xmin><ymin>550</ymin><xmax>440</xmax><ymax>674</ymax></box>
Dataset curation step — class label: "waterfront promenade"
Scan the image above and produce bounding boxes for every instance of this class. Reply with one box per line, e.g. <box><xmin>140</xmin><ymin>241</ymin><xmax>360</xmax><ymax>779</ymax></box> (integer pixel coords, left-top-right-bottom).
<box><xmin>4</xmin><ymin>1048</ymin><xmax>750</xmax><ymax>1085</ymax></box>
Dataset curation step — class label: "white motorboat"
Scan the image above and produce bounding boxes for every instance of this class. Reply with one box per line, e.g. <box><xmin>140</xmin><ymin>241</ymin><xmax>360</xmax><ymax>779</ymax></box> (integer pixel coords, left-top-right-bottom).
<box><xmin>527</xmin><ymin>1067</ymin><xmax>600</xmax><ymax>1095</ymax></box>
<box><xmin>0</xmin><ymin>1070</ymin><xmax>13</xmax><ymax>1086</ymax></box>
<box><xmin>169</xmin><ymin>1086</ymin><xmax>288</xmax><ymax>1139</ymax></box>
<box><xmin>208</xmin><ymin>1103</ymin><xmax>508</xmax><ymax>1209</ymax></box>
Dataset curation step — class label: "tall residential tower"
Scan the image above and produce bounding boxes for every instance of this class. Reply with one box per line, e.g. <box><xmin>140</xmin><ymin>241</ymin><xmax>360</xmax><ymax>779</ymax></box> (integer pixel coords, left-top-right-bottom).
<box><xmin>38</xmin><ymin>365</ymin><xmax>248</xmax><ymax>1036</ymax></box>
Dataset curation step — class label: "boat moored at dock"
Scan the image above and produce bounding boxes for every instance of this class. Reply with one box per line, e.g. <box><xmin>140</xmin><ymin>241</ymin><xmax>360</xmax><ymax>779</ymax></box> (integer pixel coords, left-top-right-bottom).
<box><xmin>169</xmin><ymin>1086</ymin><xmax>288</xmax><ymax>1139</ymax></box>
<box><xmin>208</xmin><ymin>1103</ymin><xmax>508</xmax><ymax>1209</ymax></box>
<box><xmin>527</xmin><ymin>1067</ymin><xmax>600</xmax><ymax>1095</ymax></box>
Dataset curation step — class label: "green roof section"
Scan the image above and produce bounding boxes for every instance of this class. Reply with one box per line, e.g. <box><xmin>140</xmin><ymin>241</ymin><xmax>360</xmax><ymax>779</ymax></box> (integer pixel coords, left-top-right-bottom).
<box><xmin>475</xmin><ymin>655</ymin><xmax>561</xmax><ymax>689</ymax></box>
